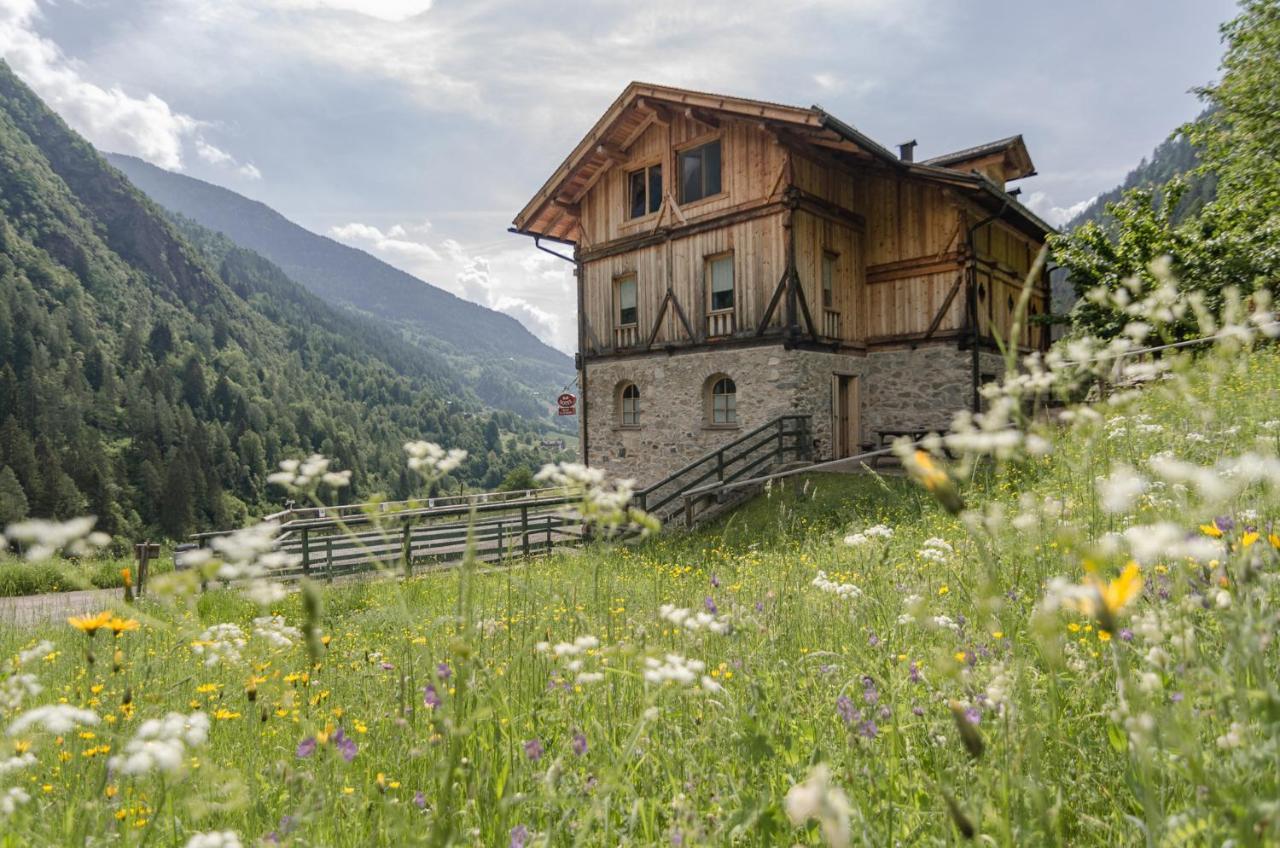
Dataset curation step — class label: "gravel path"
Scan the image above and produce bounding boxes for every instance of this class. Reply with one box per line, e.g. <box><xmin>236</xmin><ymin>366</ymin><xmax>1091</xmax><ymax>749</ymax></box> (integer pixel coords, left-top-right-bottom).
<box><xmin>0</xmin><ymin>587</ymin><xmax>122</xmax><ymax>628</ymax></box>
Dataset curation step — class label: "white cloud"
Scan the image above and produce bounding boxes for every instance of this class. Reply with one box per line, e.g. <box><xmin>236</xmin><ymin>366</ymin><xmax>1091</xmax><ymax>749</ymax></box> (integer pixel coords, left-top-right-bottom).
<box><xmin>263</xmin><ymin>0</ymin><xmax>433</xmax><ymax>22</ymax></box>
<box><xmin>1025</xmin><ymin>191</ymin><xmax>1097</xmax><ymax>228</ymax></box>
<box><xmin>329</xmin><ymin>221</ymin><xmax>572</xmax><ymax>352</ymax></box>
<box><xmin>0</xmin><ymin>0</ymin><xmax>257</xmax><ymax>177</ymax></box>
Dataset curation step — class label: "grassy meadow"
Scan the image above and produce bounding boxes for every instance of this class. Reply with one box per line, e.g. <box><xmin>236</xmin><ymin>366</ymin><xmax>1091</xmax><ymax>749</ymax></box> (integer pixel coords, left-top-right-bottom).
<box><xmin>2</xmin><ymin>340</ymin><xmax>1280</xmax><ymax>846</ymax></box>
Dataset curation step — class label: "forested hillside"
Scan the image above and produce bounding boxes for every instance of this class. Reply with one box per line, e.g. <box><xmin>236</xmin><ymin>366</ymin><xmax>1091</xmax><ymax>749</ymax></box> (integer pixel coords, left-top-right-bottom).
<box><xmin>1063</xmin><ymin>119</ymin><xmax>1216</xmax><ymax>231</ymax></box>
<box><xmin>0</xmin><ymin>60</ymin><xmax>560</xmax><ymax>541</ymax></box>
<box><xmin>105</xmin><ymin>153</ymin><xmax>573</xmax><ymax>421</ymax></box>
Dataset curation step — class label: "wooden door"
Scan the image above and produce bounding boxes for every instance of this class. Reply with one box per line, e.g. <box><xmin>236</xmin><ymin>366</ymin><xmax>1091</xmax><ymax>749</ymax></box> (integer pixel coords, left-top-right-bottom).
<box><xmin>831</xmin><ymin>374</ymin><xmax>861</xmax><ymax>459</ymax></box>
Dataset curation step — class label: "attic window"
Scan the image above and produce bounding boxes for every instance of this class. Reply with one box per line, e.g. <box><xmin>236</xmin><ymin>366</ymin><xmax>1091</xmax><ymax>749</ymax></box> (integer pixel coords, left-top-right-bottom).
<box><xmin>678</xmin><ymin>140</ymin><xmax>722</xmax><ymax>204</ymax></box>
<box><xmin>628</xmin><ymin>164</ymin><xmax>662</xmax><ymax>219</ymax></box>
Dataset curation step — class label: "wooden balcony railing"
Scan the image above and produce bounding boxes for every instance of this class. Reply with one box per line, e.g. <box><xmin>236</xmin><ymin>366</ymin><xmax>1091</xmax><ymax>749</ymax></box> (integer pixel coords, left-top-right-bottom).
<box><xmin>614</xmin><ymin>324</ymin><xmax>640</xmax><ymax>348</ymax></box>
<box><xmin>707</xmin><ymin>310</ymin><xmax>735</xmax><ymax>338</ymax></box>
<box><xmin>823</xmin><ymin>309</ymin><xmax>841</xmax><ymax>339</ymax></box>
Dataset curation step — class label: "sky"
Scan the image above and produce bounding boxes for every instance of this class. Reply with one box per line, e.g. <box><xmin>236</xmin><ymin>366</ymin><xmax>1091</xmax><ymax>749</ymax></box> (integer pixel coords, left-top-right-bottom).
<box><xmin>0</xmin><ymin>0</ymin><xmax>1241</xmax><ymax>353</ymax></box>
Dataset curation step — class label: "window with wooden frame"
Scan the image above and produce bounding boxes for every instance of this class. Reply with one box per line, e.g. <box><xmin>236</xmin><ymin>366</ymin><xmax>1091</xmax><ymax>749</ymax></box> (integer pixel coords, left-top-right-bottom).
<box><xmin>708</xmin><ymin>375</ymin><xmax>737</xmax><ymax>426</ymax></box>
<box><xmin>627</xmin><ymin>163</ymin><xmax>662</xmax><ymax>219</ymax></box>
<box><xmin>821</xmin><ymin>250</ymin><xmax>838</xmax><ymax>309</ymax></box>
<box><xmin>678</xmin><ymin>139</ymin><xmax>722</xmax><ymax>204</ymax></box>
<box><xmin>706</xmin><ymin>252</ymin><xmax>735</xmax><ymax>313</ymax></box>
<box><xmin>619</xmin><ymin>382</ymin><xmax>640</xmax><ymax>427</ymax></box>
<box><xmin>615</xmin><ymin>274</ymin><xmax>638</xmax><ymax>327</ymax></box>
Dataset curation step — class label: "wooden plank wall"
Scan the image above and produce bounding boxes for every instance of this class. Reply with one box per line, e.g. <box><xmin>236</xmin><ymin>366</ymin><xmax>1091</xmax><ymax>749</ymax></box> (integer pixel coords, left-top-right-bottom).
<box><xmin>578</xmin><ymin>115</ymin><xmax>787</xmax><ymax>248</ymax></box>
<box><xmin>580</xmin><ymin>212</ymin><xmax>787</xmax><ymax>351</ymax></box>
<box><xmin>971</xmin><ymin>216</ymin><xmax>1049</xmax><ymax>350</ymax></box>
<box><xmin>791</xmin><ymin>210</ymin><xmax>862</xmax><ymax>343</ymax></box>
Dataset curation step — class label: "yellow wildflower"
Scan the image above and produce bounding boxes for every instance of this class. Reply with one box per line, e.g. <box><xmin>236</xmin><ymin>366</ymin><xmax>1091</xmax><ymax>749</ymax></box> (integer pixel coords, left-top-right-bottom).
<box><xmin>1200</xmin><ymin>523</ymin><xmax>1223</xmax><ymax>538</ymax></box>
<box><xmin>1240</xmin><ymin>531</ymin><xmax>1259</xmax><ymax>548</ymax></box>
<box><xmin>68</xmin><ymin>610</ymin><xmax>113</xmax><ymax>635</ymax></box>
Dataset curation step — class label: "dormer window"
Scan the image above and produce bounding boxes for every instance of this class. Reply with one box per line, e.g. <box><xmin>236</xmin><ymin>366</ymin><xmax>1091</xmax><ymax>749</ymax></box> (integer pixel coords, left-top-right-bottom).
<box><xmin>628</xmin><ymin>164</ymin><xmax>662</xmax><ymax>219</ymax></box>
<box><xmin>678</xmin><ymin>140</ymin><xmax>722</xmax><ymax>204</ymax></box>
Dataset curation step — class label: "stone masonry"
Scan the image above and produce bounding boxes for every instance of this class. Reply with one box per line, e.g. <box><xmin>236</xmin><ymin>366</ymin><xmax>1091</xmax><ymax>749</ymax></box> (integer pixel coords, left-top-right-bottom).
<box><xmin>581</xmin><ymin>342</ymin><xmax>1004</xmax><ymax>486</ymax></box>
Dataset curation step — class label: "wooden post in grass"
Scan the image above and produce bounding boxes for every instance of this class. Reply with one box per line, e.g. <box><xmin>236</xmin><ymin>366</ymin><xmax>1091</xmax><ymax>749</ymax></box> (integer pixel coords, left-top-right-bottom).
<box><xmin>301</xmin><ymin>528</ymin><xmax>311</xmax><ymax>579</ymax></box>
<box><xmin>401</xmin><ymin>522</ymin><xmax>413</xmax><ymax>578</ymax></box>
<box><xmin>325</xmin><ymin>536</ymin><xmax>334</xmax><ymax>583</ymax></box>
<box><xmin>133</xmin><ymin>541</ymin><xmax>159</xmax><ymax>600</ymax></box>
<box><xmin>521</xmin><ymin>505</ymin><xmax>530</xmax><ymax>557</ymax></box>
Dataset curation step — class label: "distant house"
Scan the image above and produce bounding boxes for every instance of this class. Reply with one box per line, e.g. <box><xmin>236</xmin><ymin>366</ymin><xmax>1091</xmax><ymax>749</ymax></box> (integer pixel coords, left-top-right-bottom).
<box><xmin>512</xmin><ymin>83</ymin><xmax>1052</xmax><ymax>485</ymax></box>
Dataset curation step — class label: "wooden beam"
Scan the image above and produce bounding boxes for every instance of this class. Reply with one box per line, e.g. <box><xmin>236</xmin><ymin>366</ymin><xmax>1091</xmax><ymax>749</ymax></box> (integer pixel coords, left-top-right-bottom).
<box><xmin>915</xmin><ymin>273</ymin><xmax>965</xmax><ymax>347</ymax></box>
<box><xmin>756</xmin><ymin>270</ymin><xmax>790</xmax><ymax>336</ymax></box>
<box><xmin>668</xmin><ymin>289</ymin><xmax>696</xmax><ymax>342</ymax></box>
<box><xmin>635</xmin><ymin>97</ymin><xmax>672</xmax><ymax>125</ymax></box>
<box><xmin>577</xmin><ymin>198</ymin><xmax>787</xmax><ymax>264</ymax></box>
<box><xmin>685</xmin><ymin>106</ymin><xmax>720</xmax><ymax>129</ymax></box>
<box><xmin>595</xmin><ymin>143</ymin><xmax>628</xmax><ymax>164</ymax></box>
<box><xmin>793</xmin><ymin>274</ymin><xmax>820</xmax><ymax>342</ymax></box>
<box><xmin>645</xmin><ymin>289</ymin><xmax>673</xmax><ymax>348</ymax></box>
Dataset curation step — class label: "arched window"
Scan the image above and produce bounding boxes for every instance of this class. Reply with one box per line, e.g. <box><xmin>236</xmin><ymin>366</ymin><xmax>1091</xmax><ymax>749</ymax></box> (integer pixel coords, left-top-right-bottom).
<box><xmin>709</xmin><ymin>376</ymin><xmax>737</xmax><ymax>425</ymax></box>
<box><xmin>619</xmin><ymin>382</ymin><xmax>640</xmax><ymax>427</ymax></box>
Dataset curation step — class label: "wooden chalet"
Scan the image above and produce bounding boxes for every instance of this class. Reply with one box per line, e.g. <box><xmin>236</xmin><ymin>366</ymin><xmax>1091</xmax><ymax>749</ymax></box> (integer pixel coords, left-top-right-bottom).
<box><xmin>512</xmin><ymin>83</ymin><xmax>1053</xmax><ymax>484</ymax></box>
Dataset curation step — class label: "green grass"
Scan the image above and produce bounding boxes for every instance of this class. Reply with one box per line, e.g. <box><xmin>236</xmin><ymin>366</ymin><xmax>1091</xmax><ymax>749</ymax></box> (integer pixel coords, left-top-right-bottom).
<box><xmin>1</xmin><ymin>347</ymin><xmax>1278</xmax><ymax>846</ymax></box>
<box><xmin>0</xmin><ymin>554</ymin><xmax>168</xmax><ymax>597</ymax></box>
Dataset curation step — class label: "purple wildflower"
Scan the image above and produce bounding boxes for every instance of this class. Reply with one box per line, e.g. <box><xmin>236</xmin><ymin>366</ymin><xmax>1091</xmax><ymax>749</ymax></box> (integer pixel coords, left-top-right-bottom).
<box><xmin>867</xmin><ymin>631</ymin><xmax>880</xmax><ymax>647</ymax></box>
<box><xmin>423</xmin><ymin>684</ymin><xmax>441</xmax><ymax>708</ymax></box>
<box><xmin>912</xmin><ymin>705</ymin><xmax>925</xmax><ymax>716</ymax></box>
<box><xmin>858</xmin><ymin>720</ymin><xmax>879</xmax><ymax>739</ymax></box>
<box><xmin>413</xmin><ymin>790</ymin><xmax>427</xmax><ymax>809</ymax></box>
<box><xmin>704</xmin><ymin>596</ymin><xmax>718</xmax><ymax>615</ymax></box>
<box><xmin>436</xmin><ymin>662</ymin><xmax>452</xmax><ymax>680</ymax></box>
<box><xmin>836</xmin><ymin>695</ymin><xmax>856</xmax><ymax>725</ymax></box>
<box><xmin>571</xmin><ymin>731</ymin><xmax>588</xmax><ymax>756</ymax></box>
<box><xmin>380</xmin><ymin>662</ymin><xmax>395</xmax><ymax>670</ymax></box>
<box><xmin>754</xmin><ymin>600</ymin><xmax>764</xmax><ymax>613</ymax></box>
<box><xmin>332</xmin><ymin>727</ymin><xmax>358</xmax><ymax>762</ymax></box>
<box><xmin>295</xmin><ymin>737</ymin><xmax>317</xmax><ymax>759</ymax></box>
<box><xmin>510</xmin><ymin>824</ymin><xmax>529</xmax><ymax>848</ymax></box>
<box><xmin>819</xmin><ymin>664</ymin><xmax>836</xmax><ymax>674</ymax></box>
<box><xmin>1119</xmin><ymin>628</ymin><xmax>1134</xmax><ymax>642</ymax></box>
<box><xmin>878</xmin><ymin>706</ymin><xmax>891</xmax><ymax>721</ymax></box>
<box><xmin>964</xmin><ymin>706</ymin><xmax>981</xmax><ymax>726</ymax></box>
<box><xmin>1215</xmin><ymin>515</ymin><xmax>1235</xmax><ymax>533</ymax></box>
<box><xmin>524</xmin><ymin>738</ymin><xmax>544</xmax><ymax>761</ymax></box>
<box><xmin>1171</xmin><ymin>692</ymin><xmax>1184</xmax><ymax>704</ymax></box>
<box><xmin>710</xmin><ymin>573</ymin><xmax>720</xmax><ymax>588</ymax></box>
<box><xmin>908</xmin><ymin>661</ymin><xmax>922</xmax><ymax>683</ymax></box>
<box><xmin>862</xmin><ymin>676</ymin><xmax>879</xmax><ymax>705</ymax></box>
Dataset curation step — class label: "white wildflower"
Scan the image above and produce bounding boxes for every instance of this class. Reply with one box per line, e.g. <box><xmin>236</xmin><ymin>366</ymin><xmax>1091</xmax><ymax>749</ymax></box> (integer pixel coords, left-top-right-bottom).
<box><xmin>268</xmin><ymin>454</ymin><xmax>343</xmax><ymax>492</ymax></box>
<box><xmin>7</xmin><ymin>704</ymin><xmax>100</xmax><ymax>736</ymax></box>
<box><xmin>192</xmin><ymin>623</ymin><xmax>247</xmax><ymax>667</ymax></box>
<box><xmin>1216</xmin><ymin>722</ymin><xmax>1244</xmax><ymax>750</ymax></box>
<box><xmin>0</xmin><ymin>752</ymin><xmax>36</xmax><ymax>777</ymax></box>
<box><xmin>642</xmin><ymin>654</ymin><xmax>706</xmax><ymax>687</ymax></box>
<box><xmin>405</xmin><ymin>441</ymin><xmax>468</xmax><ymax>477</ymax></box>
<box><xmin>1097</xmin><ymin>466</ymin><xmax>1147</xmax><ymax>514</ymax></box>
<box><xmin>3</xmin><ymin>516</ymin><xmax>110</xmax><ymax>561</ymax></box>
<box><xmin>109</xmin><ymin>711</ymin><xmax>210</xmax><ymax>776</ymax></box>
<box><xmin>0</xmin><ymin>673</ymin><xmax>41</xmax><ymax>712</ymax></box>
<box><xmin>252</xmin><ymin>616</ymin><xmax>302</xmax><ymax>650</ymax></box>
<box><xmin>784</xmin><ymin>763</ymin><xmax>851</xmax><ymax>848</ymax></box>
<box><xmin>812</xmin><ymin>571</ymin><xmax>861</xmax><ymax>600</ymax></box>
<box><xmin>184</xmin><ymin>832</ymin><xmax>243</xmax><ymax>848</ymax></box>
<box><xmin>0</xmin><ymin>787</ymin><xmax>30</xmax><ymax>816</ymax></box>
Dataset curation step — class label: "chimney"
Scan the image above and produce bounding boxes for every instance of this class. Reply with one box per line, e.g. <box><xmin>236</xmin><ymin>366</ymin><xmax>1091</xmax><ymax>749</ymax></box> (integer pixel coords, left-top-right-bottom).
<box><xmin>898</xmin><ymin>139</ymin><xmax>917</xmax><ymax>162</ymax></box>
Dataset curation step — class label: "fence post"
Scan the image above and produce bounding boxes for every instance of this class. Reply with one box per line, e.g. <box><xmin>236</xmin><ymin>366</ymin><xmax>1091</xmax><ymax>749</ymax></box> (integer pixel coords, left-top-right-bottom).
<box><xmin>546</xmin><ymin>514</ymin><xmax>552</xmax><ymax>550</ymax></box>
<box><xmin>521</xmin><ymin>505</ymin><xmax>530</xmax><ymax>557</ymax></box>
<box><xmin>301</xmin><ymin>528</ymin><xmax>311</xmax><ymax>579</ymax></box>
<box><xmin>401</xmin><ymin>522</ymin><xmax>413</xmax><ymax>578</ymax></box>
<box><xmin>716</xmin><ymin>449</ymin><xmax>724</xmax><ymax>482</ymax></box>
<box><xmin>325</xmin><ymin>536</ymin><xmax>333</xmax><ymax>583</ymax></box>
<box><xmin>496</xmin><ymin>520</ymin><xmax>504</xmax><ymax>561</ymax></box>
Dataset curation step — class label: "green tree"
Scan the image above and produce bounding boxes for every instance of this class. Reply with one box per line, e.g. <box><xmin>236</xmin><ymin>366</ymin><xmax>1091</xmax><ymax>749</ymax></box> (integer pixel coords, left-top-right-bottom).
<box><xmin>0</xmin><ymin>465</ymin><xmax>28</xmax><ymax>527</ymax></box>
<box><xmin>1054</xmin><ymin>0</ymin><xmax>1280</xmax><ymax>339</ymax></box>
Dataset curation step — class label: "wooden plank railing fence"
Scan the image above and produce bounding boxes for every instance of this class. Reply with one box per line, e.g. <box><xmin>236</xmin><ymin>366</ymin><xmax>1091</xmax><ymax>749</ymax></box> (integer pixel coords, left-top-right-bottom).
<box><xmin>185</xmin><ymin>414</ymin><xmax>813</xmax><ymax>584</ymax></box>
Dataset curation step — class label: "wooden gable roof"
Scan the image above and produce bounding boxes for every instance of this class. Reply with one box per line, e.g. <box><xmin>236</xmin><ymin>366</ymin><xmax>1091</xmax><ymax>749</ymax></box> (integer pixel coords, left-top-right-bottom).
<box><xmin>922</xmin><ymin>135</ymin><xmax>1036</xmax><ymax>183</ymax></box>
<box><xmin>511</xmin><ymin>83</ymin><xmax>1053</xmax><ymax>244</ymax></box>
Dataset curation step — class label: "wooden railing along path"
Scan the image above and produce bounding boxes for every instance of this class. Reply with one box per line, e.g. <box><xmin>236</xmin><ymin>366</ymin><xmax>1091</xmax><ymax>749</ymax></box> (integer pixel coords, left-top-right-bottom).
<box><xmin>186</xmin><ymin>414</ymin><xmax>814</xmax><ymax>583</ymax></box>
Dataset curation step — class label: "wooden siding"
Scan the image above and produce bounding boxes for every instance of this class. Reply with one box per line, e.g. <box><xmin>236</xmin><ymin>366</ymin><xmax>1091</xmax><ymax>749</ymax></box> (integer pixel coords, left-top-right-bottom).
<box><xmin>575</xmin><ymin>116</ymin><xmax>1047</xmax><ymax>356</ymax></box>
<box><xmin>580</xmin><ymin>212</ymin><xmax>787</xmax><ymax>353</ymax></box>
<box><xmin>578</xmin><ymin>115</ymin><xmax>787</xmax><ymax>248</ymax></box>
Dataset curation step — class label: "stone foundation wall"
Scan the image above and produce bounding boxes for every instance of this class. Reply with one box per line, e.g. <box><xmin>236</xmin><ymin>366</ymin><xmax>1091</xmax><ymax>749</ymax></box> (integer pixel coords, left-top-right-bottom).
<box><xmin>580</xmin><ymin>343</ymin><xmax>1003</xmax><ymax>486</ymax></box>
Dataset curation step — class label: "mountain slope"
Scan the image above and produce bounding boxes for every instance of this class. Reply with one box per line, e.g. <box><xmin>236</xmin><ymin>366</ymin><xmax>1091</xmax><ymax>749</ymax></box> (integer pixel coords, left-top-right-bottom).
<box><xmin>0</xmin><ymin>60</ymin><xmax>557</xmax><ymax>539</ymax></box>
<box><xmin>104</xmin><ymin>153</ymin><xmax>572</xmax><ymax>419</ymax></box>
